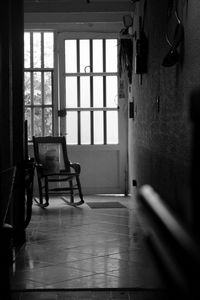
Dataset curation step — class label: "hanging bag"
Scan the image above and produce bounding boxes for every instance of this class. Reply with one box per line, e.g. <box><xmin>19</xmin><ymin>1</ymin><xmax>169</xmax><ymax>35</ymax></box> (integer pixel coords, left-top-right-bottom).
<box><xmin>135</xmin><ymin>0</ymin><xmax>148</xmax><ymax>74</ymax></box>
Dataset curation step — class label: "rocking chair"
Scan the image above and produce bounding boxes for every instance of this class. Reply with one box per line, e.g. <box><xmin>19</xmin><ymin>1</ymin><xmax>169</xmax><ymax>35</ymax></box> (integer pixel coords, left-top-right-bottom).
<box><xmin>33</xmin><ymin>136</ymin><xmax>84</xmax><ymax>208</ymax></box>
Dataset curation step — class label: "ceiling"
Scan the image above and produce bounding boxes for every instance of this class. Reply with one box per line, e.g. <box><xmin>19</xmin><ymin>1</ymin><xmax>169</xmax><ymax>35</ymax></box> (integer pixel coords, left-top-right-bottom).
<box><xmin>24</xmin><ymin>0</ymin><xmax>135</xmax><ymax>13</ymax></box>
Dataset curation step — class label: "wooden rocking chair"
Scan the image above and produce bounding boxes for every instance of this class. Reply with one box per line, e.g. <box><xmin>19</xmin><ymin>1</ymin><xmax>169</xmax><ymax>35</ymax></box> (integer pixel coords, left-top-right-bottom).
<box><xmin>33</xmin><ymin>136</ymin><xmax>84</xmax><ymax>208</ymax></box>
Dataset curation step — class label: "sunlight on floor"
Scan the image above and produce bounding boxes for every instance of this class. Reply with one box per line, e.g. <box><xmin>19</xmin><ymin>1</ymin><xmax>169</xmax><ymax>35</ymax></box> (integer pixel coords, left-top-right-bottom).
<box><xmin>10</xmin><ymin>195</ymin><xmax>165</xmax><ymax>294</ymax></box>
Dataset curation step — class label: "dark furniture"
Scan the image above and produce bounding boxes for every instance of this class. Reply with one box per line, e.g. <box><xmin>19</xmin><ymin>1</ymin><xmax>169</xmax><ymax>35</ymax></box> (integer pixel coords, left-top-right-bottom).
<box><xmin>33</xmin><ymin>136</ymin><xmax>84</xmax><ymax>207</ymax></box>
<box><xmin>0</xmin><ymin>166</ymin><xmax>16</xmax><ymax>300</ymax></box>
<box><xmin>24</xmin><ymin>158</ymin><xmax>35</xmax><ymax>228</ymax></box>
<box><xmin>137</xmin><ymin>184</ymin><xmax>200</xmax><ymax>300</ymax></box>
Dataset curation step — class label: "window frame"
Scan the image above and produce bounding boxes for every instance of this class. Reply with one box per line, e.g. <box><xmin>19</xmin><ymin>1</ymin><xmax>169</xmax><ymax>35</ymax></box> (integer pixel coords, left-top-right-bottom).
<box><xmin>24</xmin><ymin>30</ymin><xmax>56</xmax><ymax>140</ymax></box>
<box><xmin>24</xmin><ymin>30</ymin><xmax>120</xmax><ymax>144</ymax></box>
<box><xmin>59</xmin><ymin>35</ymin><xmax>119</xmax><ymax>146</ymax></box>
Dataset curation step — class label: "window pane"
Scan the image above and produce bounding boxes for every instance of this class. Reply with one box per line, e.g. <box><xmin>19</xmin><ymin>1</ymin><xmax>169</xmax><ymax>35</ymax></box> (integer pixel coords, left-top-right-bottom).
<box><xmin>25</xmin><ymin>108</ymin><xmax>32</xmax><ymax>140</ymax></box>
<box><xmin>44</xmin><ymin>32</ymin><xmax>54</xmax><ymax>68</ymax></box>
<box><xmin>106</xmin><ymin>76</ymin><xmax>118</xmax><ymax>107</ymax></box>
<box><xmin>33</xmin><ymin>32</ymin><xmax>41</xmax><ymax>68</ymax></box>
<box><xmin>65</xmin><ymin>40</ymin><xmax>77</xmax><ymax>73</ymax></box>
<box><xmin>80</xmin><ymin>40</ymin><xmax>90</xmax><ymax>73</ymax></box>
<box><xmin>34</xmin><ymin>107</ymin><xmax>42</xmax><ymax>137</ymax></box>
<box><xmin>65</xmin><ymin>77</ymin><xmax>77</xmax><ymax>108</ymax></box>
<box><xmin>66</xmin><ymin>112</ymin><xmax>78</xmax><ymax>145</ymax></box>
<box><xmin>106</xmin><ymin>39</ymin><xmax>117</xmax><ymax>72</ymax></box>
<box><xmin>24</xmin><ymin>72</ymin><xmax>31</xmax><ymax>105</ymax></box>
<box><xmin>81</xmin><ymin>111</ymin><xmax>90</xmax><ymax>144</ymax></box>
<box><xmin>44</xmin><ymin>108</ymin><xmax>52</xmax><ymax>136</ymax></box>
<box><xmin>44</xmin><ymin>72</ymin><xmax>52</xmax><ymax>105</ymax></box>
<box><xmin>24</xmin><ymin>32</ymin><xmax>30</xmax><ymax>68</ymax></box>
<box><xmin>107</xmin><ymin>111</ymin><xmax>118</xmax><ymax>144</ymax></box>
<box><xmin>80</xmin><ymin>77</ymin><xmax>90</xmax><ymax>107</ymax></box>
<box><xmin>33</xmin><ymin>72</ymin><xmax>42</xmax><ymax>105</ymax></box>
<box><xmin>93</xmin><ymin>39</ymin><xmax>103</xmax><ymax>72</ymax></box>
<box><xmin>94</xmin><ymin>111</ymin><xmax>103</xmax><ymax>144</ymax></box>
<box><xmin>93</xmin><ymin>76</ymin><xmax>103</xmax><ymax>107</ymax></box>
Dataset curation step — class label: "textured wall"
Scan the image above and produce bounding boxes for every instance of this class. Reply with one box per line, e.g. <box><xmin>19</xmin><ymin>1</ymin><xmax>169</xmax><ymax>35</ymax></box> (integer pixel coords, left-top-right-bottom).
<box><xmin>129</xmin><ymin>0</ymin><xmax>200</xmax><ymax>224</ymax></box>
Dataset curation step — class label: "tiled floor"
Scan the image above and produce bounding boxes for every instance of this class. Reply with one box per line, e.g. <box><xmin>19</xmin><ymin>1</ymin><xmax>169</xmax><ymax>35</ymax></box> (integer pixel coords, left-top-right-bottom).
<box><xmin>10</xmin><ymin>195</ymin><xmax>167</xmax><ymax>299</ymax></box>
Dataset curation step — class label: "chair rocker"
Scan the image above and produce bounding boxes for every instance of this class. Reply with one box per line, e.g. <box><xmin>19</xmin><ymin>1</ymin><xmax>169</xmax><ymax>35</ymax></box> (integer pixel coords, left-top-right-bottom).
<box><xmin>33</xmin><ymin>136</ymin><xmax>84</xmax><ymax>208</ymax></box>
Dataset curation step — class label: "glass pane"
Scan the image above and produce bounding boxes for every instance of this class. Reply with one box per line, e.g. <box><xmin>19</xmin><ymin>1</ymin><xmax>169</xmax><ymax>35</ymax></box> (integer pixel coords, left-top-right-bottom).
<box><xmin>33</xmin><ymin>72</ymin><xmax>42</xmax><ymax>105</ymax></box>
<box><xmin>24</xmin><ymin>32</ymin><xmax>30</xmax><ymax>68</ymax></box>
<box><xmin>33</xmin><ymin>32</ymin><xmax>41</xmax><ymax>68</ymax></box>
<box><xmin>81</xmin><ymin>111</ymin><xmax>90</xmax><ymax>144</ymax></box>
<box><xmin>44</xmin><ymin>108</ymin><xmax>52</xmax><ymax>136</ymax></box>
<box><xmin>106</xmin><ymin>39</ymin><xmax>117</xmax><ymax>72</ymax></box>
<box><xmin>93</xmin><ymin>39</ymin><xmax>103</xmax><ymax>72</ymax></box>
<box><xmin>65</xmin><ymin>40</ymin><xmax>77</xmax><ymax>73</ymax></box>
<box><xmin>33</xmin><ymin>107</ymin><xmax>42</xmax><ymax>137</ymax></box>
<box><xmin>80</xmin><ymin>40</ymin><xmax>90</xmax><ymax>73</ymax></box>
<box><xmin>107</xmin><ymin>111</ymin><xmax>118</xmax><ymax>144</ymax></box>
<box><xmin>44</xmin><ymin>72</ymin><xmax>52</xmax><ymax>105</ymax></box>
<box><xmin>44</xmin><ymin>32</ymin><xmax>54</xmax><ymax>68</ymax></box>
<box><xmin>24</xmin><ymin>72</ymin><xmax>31</xmax><ymax>105</ymax></box>
<box><xmin>65</xmin><ymin>77</ymin><xmax>77</xmax><ymax>108</ymax></box>
<box><xmin>80</xmin><ymin>77</ymin><xmax>90</xmax><ymax>107</ymax></box>
<box><xmin>93</xmin><ymin>76</ymin><xmax>103</xmax><ymax>107</ymax></box>
<box><xmin>66</xmin><ymin>112</ymin><xmax>78</xmax><ymax>145</ymax></box>
<box><xmin>106</xmin><ymin>76</ymin><xmax>118</xmax><ymax>107</ymax></box>
<box><xmin>94</xmin><ymin>111</ymin><xmax>103</xmax><ymax>144</ymax></box>
<box><xmin>25</xmin><ymin>107</ymin><xmax>32</xmax><ymax>140</ymax></box>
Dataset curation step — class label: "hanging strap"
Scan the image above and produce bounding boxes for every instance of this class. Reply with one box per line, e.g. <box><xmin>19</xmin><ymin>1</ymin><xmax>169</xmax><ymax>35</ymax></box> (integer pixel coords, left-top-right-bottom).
<box><xmin>165</xmin><ymin>0</ymin><xmax>183</xmax><ymax>47</ymax></box>
<box><xmin>141</xmin><ymin>0</ymin><xmax>147</xmax><ymax>31</ymax></box>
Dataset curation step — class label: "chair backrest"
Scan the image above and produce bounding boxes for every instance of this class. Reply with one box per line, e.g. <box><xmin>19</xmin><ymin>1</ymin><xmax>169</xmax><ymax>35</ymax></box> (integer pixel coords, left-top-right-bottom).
<box><xmin>33</xmin><ymin>136</ymin><xmax>71</xmax><ymax>174</ymax></box>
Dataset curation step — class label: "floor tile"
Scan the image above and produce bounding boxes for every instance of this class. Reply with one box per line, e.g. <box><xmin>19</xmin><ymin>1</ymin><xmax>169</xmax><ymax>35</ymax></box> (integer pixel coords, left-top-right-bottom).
<box><xmin>10</xmin><ymin>195</ymin><xmax>165</xmax><ymax>291</ymax></box>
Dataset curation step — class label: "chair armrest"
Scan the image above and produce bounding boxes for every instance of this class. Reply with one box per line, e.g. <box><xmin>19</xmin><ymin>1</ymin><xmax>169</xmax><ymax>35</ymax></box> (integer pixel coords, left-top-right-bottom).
<box><xmin>35</xmin><ymin>163</ymin><xmax>43</xmax><ymax>170</ymax></box>
<box><xmin>70</xmin><ymin>162</ymin><xmax>81</xmax><ymax>174</ymax></box>
<box><xmin>34</xmin><ymin>163</ymin><xmax>44</xmax><ymax>175</ymax></box>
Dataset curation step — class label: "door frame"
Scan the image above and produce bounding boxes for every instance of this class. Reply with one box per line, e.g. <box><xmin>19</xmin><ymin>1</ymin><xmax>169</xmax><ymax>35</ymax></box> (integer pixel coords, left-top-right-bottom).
<box><xmin>57</xmin><ymin>32</ymin><xmax>128</xmax><ymax>195</ymax></box>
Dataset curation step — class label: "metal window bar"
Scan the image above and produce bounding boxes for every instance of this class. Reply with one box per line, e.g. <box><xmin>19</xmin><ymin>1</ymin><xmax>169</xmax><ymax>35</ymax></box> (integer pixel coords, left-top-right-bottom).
<box><xmin>30</xmin><ymin>71</ymin><xmax>34</xmax><ymax>138</ymax></box>
<box><xmin>90</xmin><ymin>39</ymin><xmax>93</xmax><ymax>145</ymax></box>
<box><xmin>24</xmin><ymin>70</ymin><xmax>54</xmax><ymax>138</ymax></box>
<box><xmin>65</xmin><ymin>72</ymin><xmax>117</xmax><ymax>77</ymax></box>
<box><xmin>64</xmin><ymin>107</ymin><xmax>118</xmax><ymax>112</ymax></box>
<box><xmin>41</xmin><ymin>32</ymin><xmax>44</xmax><ymax>69</ymax></box>
<box><xmin>24</xmin><ymin>31</ymin><xmax>54</xmax><ymax>140</ymax></box>
<box><xmin>41</xmin><ymin>33</ymin><xmax>44</xmax><ymax>136</ymax></box>
<box><xmin>30</xmin><ymin>33</ymin><xmax>34</xmax><ymax>138</ymax></box>
<box><xmin>103</xmin><ymin>39</ymin><xmax>107</xmax><ymax>145</ymax></box>
<box><xmin>77</xmin><ymin>40</ymin><xmax>81</xmax><ymax>145</ymax></box>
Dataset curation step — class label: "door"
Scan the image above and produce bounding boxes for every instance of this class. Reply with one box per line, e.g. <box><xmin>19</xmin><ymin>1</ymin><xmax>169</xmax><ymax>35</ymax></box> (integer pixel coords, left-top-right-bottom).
<box><xmin>58</xmin><ymin>33</ymin><xmax>128</xmax><ymax>194</ymax></box>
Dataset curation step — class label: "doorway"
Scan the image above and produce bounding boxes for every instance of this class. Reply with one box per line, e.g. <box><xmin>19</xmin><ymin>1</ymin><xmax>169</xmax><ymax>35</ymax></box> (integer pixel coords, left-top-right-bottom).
<box><xmin>58</xmin><ymin>33</ymin><xmax>128</xmax><ymax>195</ymax></box>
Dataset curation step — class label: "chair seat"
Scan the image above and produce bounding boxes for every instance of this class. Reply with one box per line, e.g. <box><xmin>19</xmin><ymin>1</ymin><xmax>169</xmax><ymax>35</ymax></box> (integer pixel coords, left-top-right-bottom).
<box><xmin>43</xmin><ymin>172</ymin><xmax>79</xmax><ymax>182</ymax></box>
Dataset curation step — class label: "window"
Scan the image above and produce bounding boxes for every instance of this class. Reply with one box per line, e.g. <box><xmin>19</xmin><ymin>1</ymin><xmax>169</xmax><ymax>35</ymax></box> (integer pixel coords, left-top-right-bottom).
<box><xmin>64</xmin><ymin>38</ymin><xmax>119</xmax><ymax>145</ymax></box>
<box><xmin>24</xmin><ymin>33</ymin><xmax>119</xmax><ymax>145</ymax></box>
<box><xmin>24</xmin><ymin>31</ymin><xmax>54</xmax><ymax>140</ymax></box>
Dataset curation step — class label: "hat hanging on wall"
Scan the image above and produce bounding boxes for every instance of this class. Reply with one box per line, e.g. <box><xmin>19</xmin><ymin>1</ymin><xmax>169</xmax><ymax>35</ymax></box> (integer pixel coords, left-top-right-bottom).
<box><xmin>162</xmin><ymin>1</ymin><xmax>184</xmax><ymax>67</ymax></box>
<box><xmin>123</xmin><ymin>15</ymin><xmax>133</xmax><ymax>29</ymax></box>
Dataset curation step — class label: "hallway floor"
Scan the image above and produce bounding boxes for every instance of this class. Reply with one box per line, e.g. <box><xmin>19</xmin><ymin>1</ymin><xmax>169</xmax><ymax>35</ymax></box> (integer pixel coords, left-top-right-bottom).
<box><xmin>10</xmin><ymin>195</ymin><xmax>167</xmax><ymax>299</ymax></box>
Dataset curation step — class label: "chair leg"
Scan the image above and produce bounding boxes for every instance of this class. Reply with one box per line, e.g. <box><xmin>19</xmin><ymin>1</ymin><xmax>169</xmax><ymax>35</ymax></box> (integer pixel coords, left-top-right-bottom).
<box><xmin>37</xmin><ymin>175</ymin><xmax>43</xmax><ymax>205</ymax></box>
<box><xmin>76</xmin><ymin>175</ymin><xmax>84</xmax><ymax>205</ymax></box>
<box><xmin>44</xmin><ymin>177</ymin><xmax>49</xmax><ymax>207</ymax></box>
<box><xmin>69</xmin><ymin>180</ymin><xmax>74</xmax><ymax>203</ymax></box>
